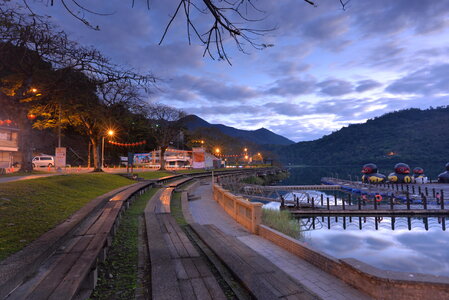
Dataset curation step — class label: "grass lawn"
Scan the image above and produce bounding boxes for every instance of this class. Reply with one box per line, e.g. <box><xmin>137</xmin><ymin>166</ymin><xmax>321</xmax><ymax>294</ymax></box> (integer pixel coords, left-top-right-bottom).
<box><xmin>137</xmin><ymin>170</ymin><xmax>173</xmax><ymax>180</ymax></box>
<box><xmin>91</xmin><ymin>188</ymin><xmax>159</xmax><ymax>299</ymax></box>
<box><xmin>0</xmin><ymin>173</ymin><xmax>133</xmax><ymax>261</ymax></box>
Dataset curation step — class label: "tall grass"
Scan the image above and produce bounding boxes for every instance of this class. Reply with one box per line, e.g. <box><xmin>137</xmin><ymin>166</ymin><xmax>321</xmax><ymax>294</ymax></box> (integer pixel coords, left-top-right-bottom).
<box><xmin>262</xmin><ymin>208</ymin><xmax>301</xmax><ymax>239</ymax></box>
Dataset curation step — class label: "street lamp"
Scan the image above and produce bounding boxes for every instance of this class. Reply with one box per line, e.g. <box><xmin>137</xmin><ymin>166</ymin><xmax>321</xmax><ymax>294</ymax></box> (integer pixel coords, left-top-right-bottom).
<box><xmin>215</xmin><ymin>148</ymin><xmax>221</xmax><ymax>156</ymax></box>
<box><xmin>102</xmin><ymin>130</ymin><xmax>115</xmax><ymax>169</ymax></box>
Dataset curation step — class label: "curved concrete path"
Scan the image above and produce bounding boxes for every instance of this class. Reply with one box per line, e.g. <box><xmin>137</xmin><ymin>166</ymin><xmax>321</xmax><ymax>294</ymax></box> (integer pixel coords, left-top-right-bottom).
<box><xmin>188</xmin><ymin>180</ymin><xmax>372</xmax><ymax>300</ymax></box>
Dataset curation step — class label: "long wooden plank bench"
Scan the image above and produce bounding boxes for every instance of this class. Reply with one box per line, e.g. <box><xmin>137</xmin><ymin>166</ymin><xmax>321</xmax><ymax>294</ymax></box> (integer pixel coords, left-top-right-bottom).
<box><xmin>5</xmin><ymin>182</ymin><xmax>151</xmax><ymax>300</ymax></box>
<box><xmin>0</xmin><ymin>182</ymin><xmax>139</xmax><ymax>300</ymax></box>
<box><xmin>190</xmin><ymin>223</ymin><xmax>319</xmax><ymax>300</ymax></box>
<box><xmin>144</xmin><ymin>184</ymin><xmax>226</xmax><ymax>300</ymax></box>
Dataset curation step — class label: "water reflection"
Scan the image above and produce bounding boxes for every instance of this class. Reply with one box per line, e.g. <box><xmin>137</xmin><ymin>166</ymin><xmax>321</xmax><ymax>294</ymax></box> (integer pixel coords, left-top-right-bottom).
<box><xmin>298</xmin><ymin>216</ymin><xmax>449</xmax><ymax>277</ymax></box>
<box><xmin>299</xmin><ymin>216</ymin><xmax>446</xmax><ymax>231</ymax></box>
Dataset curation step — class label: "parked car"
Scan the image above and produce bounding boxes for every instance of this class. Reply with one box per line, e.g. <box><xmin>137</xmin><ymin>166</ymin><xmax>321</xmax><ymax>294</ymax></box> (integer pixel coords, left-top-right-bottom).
<box><xmin>32</xmin><ymin>155</ymin><xmax>55</xmax><ymax>168</ymax></box>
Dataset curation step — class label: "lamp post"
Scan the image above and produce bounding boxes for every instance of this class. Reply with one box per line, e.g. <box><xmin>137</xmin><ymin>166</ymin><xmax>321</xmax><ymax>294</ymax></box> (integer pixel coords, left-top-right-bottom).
<box><xmin>102</xmin><ymin>130</ymin><xmax>114</xmax><ymax>170</ymax></box>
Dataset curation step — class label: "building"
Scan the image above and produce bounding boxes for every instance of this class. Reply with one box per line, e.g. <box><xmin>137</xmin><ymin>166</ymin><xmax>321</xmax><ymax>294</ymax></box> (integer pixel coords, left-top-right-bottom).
<box><xmin>132</xmin><ymin>147</ymin><xmax>221</xmax><ymax>169</ymax></box>
<box><xmin>0</xmin><ymin>120</ymin><xmax>19</xmax><ymax>170</ymax></box>
<box><xmin>133</xmin><ymin>148</ymin><xmax>191</xmax><ymax>168</ymax></box>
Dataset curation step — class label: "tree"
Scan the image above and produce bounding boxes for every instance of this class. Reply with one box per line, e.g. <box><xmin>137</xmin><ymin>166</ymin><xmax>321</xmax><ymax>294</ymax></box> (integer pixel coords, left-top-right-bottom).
<box><xmin>0</xmin><ymin>6</ymin><xmax>156</xmax><ymax>171</ymax></box>
<box><xmin>0</xmin><ymin>43</ymin><xmax>55</xmax><ymax>171</ymax></box>
<box><xmin>143</xmin><ymin>103</ymin><xmax>186</xmax><ymax>170</ymax></box>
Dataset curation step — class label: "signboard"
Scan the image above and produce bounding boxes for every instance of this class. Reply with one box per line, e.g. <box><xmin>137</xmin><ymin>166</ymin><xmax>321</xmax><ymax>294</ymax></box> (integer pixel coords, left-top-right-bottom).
<box><xmin>192</xmin><ymin>147</ymin><xmax>205</xmax><ymax>169</ymax></box>
<box><xmin>127</xmin><ymin>152</ymin><xmax>134</xmax><ymax>166</ymax></box>
<box><xmin>55</xmin><ymin>147</ymin><xmax>66</xmax><ymax>168</ymax></box>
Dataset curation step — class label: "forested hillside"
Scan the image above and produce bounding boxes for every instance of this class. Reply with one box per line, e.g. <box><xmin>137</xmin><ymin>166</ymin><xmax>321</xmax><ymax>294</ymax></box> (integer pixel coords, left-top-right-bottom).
<box><xmin>279</xmin><ymin>107</ymin><xmax>449</xmax><ymax>165</ymax></box>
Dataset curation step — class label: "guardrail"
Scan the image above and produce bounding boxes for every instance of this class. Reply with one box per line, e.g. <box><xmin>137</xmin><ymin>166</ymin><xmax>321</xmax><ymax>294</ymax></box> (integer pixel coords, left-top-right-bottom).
<box><xmin>212</xmin><ymin>184</ymin><xmax>262</xmax><ymax>233</ymax></box>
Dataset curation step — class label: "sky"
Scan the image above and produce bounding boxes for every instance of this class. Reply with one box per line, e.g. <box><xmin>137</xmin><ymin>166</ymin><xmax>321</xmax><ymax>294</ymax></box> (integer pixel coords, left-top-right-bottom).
<box><xmin>21</xmin><ymin>0</ymin><xmax>449</xmax><ymax>142</ymax></box>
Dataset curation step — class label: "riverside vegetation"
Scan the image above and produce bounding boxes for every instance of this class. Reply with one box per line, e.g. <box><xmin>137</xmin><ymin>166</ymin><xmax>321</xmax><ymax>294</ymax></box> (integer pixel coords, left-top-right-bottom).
<box><xmin>262</xmin><ymin>209</ymin><xmax>301</xmax><ymax>239</ymax></box>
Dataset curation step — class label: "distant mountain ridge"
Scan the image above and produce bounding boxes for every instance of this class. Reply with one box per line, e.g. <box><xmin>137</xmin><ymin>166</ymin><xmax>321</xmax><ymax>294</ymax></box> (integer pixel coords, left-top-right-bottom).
<box><xmin>278</xmin><ymin>107</ymin><xmax>449</xmax><ymax>165</ymax></box>
<box><xmin>182</xmin><ymin>115</ymin><xmax>295</xmax><ymax>146</ymax></box>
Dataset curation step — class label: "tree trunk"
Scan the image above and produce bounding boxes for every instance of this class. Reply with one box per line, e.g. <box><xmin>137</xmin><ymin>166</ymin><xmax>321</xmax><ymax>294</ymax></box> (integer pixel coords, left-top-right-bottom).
<box><xmin>18</xmin><ymin>115</ymin><xmax>33</xmax><ymax>172</ymax></box>
<box><xmin>91</xmin><ymin>138</ymin><xmax>102</xmax><ymax>172</ymax></box>
<box><xmin>87</xmin><ymin>142</ymin><xmax>91</xmax><ymax>169</ymax></box>
<box><xmin>159</xmin><ymin>146</ymin><xmax>167</xmax><ymax>170</ymax></box>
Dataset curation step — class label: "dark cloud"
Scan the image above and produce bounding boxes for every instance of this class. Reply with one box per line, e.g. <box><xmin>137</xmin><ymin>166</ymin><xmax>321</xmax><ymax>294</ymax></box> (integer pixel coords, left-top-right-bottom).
<box><xmin>367</xmin><ymin>42</ymin><xmax>405</xmax><ymax>68</ymax></box>
<box><xmin>161</xmin><ymin>75</ymin><xmax>261</xmax><ymax>102</ymax></box>
<box><xmin>356</xmin><ymin>80</ymin><xmax>382</xmax><ymax>92</ymax></box>
<box><xmin>301</xmin><ymin>14</ymin><xmax>349</xmax><ymax>40</ymax></box>
<box><xmin>351</xmin><ymin>0</ymin><xmax>449</xmax><ymax>36</ymax></box>
<box><xmin>264</xmin><ymin>102</ymin><xmax>310</xmax><ymax>117</ymax></box>
<box><xmin>386</xmin><ymin>64</ymin><xmax>449</xmax><ymax>95</ymax></box>
<box><xmin>317</xmin><ymin>79</ymin><xmax>353</xmax><ymax>96</ymax></box>
<box><xmin>182</xmin><ymin>104</ymin><xmax>264</xmax><ymax>116</ymax></box>
<box><xmin>268</xmin><ymin>61</ymin><xmax>311</xmax><ymax>78</ymax></box>
<box><xmin>267</xmin><ymin>77</ymin><xmax>316</xmax><ymax>96</ymax></box>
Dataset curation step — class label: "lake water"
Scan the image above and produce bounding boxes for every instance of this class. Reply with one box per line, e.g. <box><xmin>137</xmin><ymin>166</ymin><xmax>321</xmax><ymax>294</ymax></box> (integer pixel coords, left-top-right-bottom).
<box><xmin>264</xmin><ymin>165</ymin><xmax>449</xmax><ymax>277</ymax></box>
<box><xmin>279</xmin><ymin>163</ymin><xmax>447</xmax><ymax>186</ymax></box>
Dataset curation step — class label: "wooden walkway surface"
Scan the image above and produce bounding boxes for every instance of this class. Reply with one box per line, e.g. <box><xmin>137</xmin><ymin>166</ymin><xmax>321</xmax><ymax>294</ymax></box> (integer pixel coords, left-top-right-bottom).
<box><xmin>144</xmin><ymin>184</ymin><xmax>226</xmax><ymax>300</ymax></box>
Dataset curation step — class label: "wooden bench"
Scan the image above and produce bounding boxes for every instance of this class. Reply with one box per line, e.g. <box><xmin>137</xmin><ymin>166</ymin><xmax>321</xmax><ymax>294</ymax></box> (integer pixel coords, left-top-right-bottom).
<box><xmin>6</xmin><ymin>182</ymin><xmax>151</xmax><ymax>300</ymax></box>
<box><xmin>190</xmin><ymin>223</ymin><xmax>319</xmax><ymax>300</ymax></box>
<box><xmin>144</xmin><ymin>182</ymin><xmax>226</xmax><ymax>300</ymax></box>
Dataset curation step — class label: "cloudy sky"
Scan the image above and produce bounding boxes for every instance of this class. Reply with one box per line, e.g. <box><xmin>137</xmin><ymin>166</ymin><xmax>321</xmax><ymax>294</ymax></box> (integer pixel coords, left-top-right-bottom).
<box><xmin>24</xmin><ymin>0</ymin><xmax>449</xmax><ymax>142</ymax></box>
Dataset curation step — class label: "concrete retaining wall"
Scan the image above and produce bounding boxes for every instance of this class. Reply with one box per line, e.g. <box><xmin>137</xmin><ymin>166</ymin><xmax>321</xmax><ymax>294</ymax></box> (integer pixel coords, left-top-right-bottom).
<box><xmin>212</xmin><ymin>184</ymin><xmax>262</xmax><ymax>233</ymax></box>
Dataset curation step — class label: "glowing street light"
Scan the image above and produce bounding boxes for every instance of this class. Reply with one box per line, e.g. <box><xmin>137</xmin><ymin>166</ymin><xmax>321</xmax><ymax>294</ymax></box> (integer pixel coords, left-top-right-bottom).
<box><xmin>244</xmin><ymin>148</ymin><xmax>248</xmax><ymax>152</ymax></box>
<box><xmin>102</xmin><ymin>129</ymin><xmax>115</xmax><ymax>169</ymax></box>
<box><xmin>215</xmin><ymin>148</ymin><xmax>221</xmax><ymax>155</ymax></box>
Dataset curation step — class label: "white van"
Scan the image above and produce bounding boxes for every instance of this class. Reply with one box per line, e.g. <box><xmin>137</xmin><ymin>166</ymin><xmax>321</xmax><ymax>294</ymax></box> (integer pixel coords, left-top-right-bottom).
<box><xmin>32</xmin><ymin>156</ymin><xmax>55</xmax><ymax>168</ymax></box>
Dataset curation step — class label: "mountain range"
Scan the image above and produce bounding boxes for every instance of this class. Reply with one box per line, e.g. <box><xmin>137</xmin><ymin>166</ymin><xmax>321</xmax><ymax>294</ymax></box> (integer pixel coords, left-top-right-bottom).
<box><xmin>181</xmin><ymin>115</ymin><xmax>295</xmax><ymax>146</ymax></box>
<box><xmin>279</xmin><ymin>106</ymin><xmax>449</xmax><ymax>165</ymax></box>
<box><xmin>184</xmin><ymin>106</ymin><xmax>449</xmax><ymax>167</ymax></box>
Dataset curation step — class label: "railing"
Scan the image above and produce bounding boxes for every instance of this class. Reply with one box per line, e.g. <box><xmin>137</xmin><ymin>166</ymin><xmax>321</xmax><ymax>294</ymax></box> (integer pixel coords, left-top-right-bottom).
<box><xmin>213</xmin><ymin>184</ymin><xmax>262</xmax><ymax>233</ymax></box>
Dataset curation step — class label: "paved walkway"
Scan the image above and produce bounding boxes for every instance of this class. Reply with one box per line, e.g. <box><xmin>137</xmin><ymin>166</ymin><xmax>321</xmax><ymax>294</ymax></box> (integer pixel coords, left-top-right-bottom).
<box><xmin>188</xmin><ymin>180</ymin><xmax>372</xmax><ymax>300</ymax></box>
<box><xmin>0</xmin><ymin>173</ymin><xmax>60</xmax><ymax>184</ymax></box>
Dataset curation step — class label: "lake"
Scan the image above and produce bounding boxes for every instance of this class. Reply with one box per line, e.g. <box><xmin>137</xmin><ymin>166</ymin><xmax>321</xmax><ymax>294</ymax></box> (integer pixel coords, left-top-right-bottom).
<box><xmin>265</xmin><ymin>165</ymin><xmax>449</xmax><ymax>277</ymax></box>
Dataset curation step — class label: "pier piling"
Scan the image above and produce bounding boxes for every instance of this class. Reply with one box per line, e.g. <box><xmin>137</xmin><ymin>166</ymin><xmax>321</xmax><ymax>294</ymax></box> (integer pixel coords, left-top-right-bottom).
<box><xmin>406</xmin><ymin>193</ymin><xmax>411</xmax><ymax>210</ymax></box>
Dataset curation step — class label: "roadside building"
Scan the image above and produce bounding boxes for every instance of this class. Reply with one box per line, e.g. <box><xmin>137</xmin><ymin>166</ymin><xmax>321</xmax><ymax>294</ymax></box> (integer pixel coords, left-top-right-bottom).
<box><xmin>132</xmin><ymin>147</ymin><xmax>221</xmax><ymax>169</ymax></box>
<box><xmin>133</xmin><ymin>148</ymin><xmax>191</xmax><ymax>168</ymax></box>
<box><xmin>0</xmin><ymin>120</ymin><xmax>19</xmax><ymax>171</ymax></box>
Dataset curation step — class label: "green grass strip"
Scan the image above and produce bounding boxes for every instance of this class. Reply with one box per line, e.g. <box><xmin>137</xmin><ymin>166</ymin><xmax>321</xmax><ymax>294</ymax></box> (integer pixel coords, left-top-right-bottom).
<box><xmin>0</xmin><ymin>173</ymin><xmax>133</xmax><ymax>261</ymax></box>
<box><xmin>137</xmin><ymin>171</ymin><xmax>173</xmax><ymax>180</ymax></box>
<box><xmin>170</xmin><ymin>191</ymin><xmax>188</xmax><ymax>226</ymax></box>
<box><xmin>262</xmin><ymin>208</ymin><xmax>302</xmax><ymax>239</ymax></box>
<box><xmin>91</xmin><ymin>187</ymin><xmax>159</xmax><ymax>300</ymax></box>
